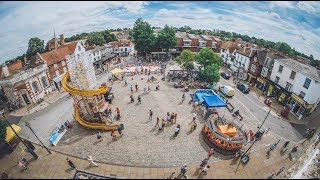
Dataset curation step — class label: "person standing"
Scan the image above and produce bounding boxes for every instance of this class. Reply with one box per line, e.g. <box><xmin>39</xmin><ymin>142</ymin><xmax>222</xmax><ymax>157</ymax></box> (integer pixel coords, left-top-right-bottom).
<box><xmin>66</xmin><ymin>158</ymin><xmax>76</xmax><ymax>169</ymax></box>
<box><xmin>21</xmin><ymin>157</ymin><xmax>28</xmax><ymax>165</ymax></box>
<box><xmin>111</xmin><ymin>130</ymin><xmax>117</xmax><ymax>141</ymax></box>
<box><xmin>170</xmin><ymin>113</ymin><xmax>175</xmax><ymax>124</ymax></box>
<box><xmin>144</xmin><ymin>85</ymin><xmax>147</xmax><ymax>94</ymax></box>
<box><xmin>182</xmin><ymin>93</ymin><xmax>185</xmax><ymax>102</ymax></box>
<box><xmin>96</xmin><ymin>132</ymin><xmax>102</xmax><ymax>141</ymax></box>
<box><xmin>200</xmin><ymin>165</ymin><xmax>210</xmax><ymax>175</ymax></box>
<box><xmin>166</xmin><ymin>112</ymin><xmax>171</xmax><ymax>124</ymax></box>
<box><xmin>190</xmin><ymin>119</ymin><xmax>197</xmax><ymax>132</ymax></box>
<box><xmin>200</xmin><ymin>157</ymin><xmax>209</xmax><ymax>168</ymax></box>
<box><xmin>87</xmin><ymin>155</ymin><xmax>98</xmax><ymax>167</ymax></box>
<box><xmin>148</xmin><ymin>85</ymin><xmax>151</xmax><ymax>92</ymax></box>
<box><xmin>174</xmin><ymin>124</ymin><xmax>181</xmax><ymax>137</ymax></box>
<box><xmin>208</xmin><ymin>148</ymin><xmax>214</xmax><ymax>158</ymax></box>
<box><xmin>135</xmin><ymin>83</ymin><xmax>138</xmax><ymax>92</ymax></box>
<box><xmin>137</xmin><ymin>95</ymin><xmax>141</xmax><ymax>104</ymax></box>
<box><xmin>155</xmin><ymin>117</ymin><xmax>160</xmax><ymax>128</ymax></box>
<box><xmin>130</xmin><ymin>85</ymin><xmax>133</xmax><ymax>93</ymax></box>
<box><xmin>173</xmin><ymin>113</ymin><xmax>177</xmax><ymax>124</ymax></box>
<box><xmin>117</xmin><ymin>126</ymin><xmax>123</xmax><ymax>136</ymax></box>
<box><xmin>149</xmin><ymin>110</ymin><xmax>153</xmax><ymax>121</ymax></box>
<box><xmin>18</xmin><ymin>161</ymin><xmax>27</xmax><ymax>170</ymax></box>
<box><xmin>159</xmin><ymin>119</ymin><xmax>165</xmax><ymax>131</ymax></box>
<box><xmin>116</xmin><ymin>107</ymin><xmax>121</xmax><ymax>120</ymax></box>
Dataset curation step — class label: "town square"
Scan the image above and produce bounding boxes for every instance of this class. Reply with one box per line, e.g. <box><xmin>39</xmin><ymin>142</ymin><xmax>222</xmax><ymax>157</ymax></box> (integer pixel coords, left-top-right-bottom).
<box><xmin>0</xmin><ymin>1</ymin><xmax>320</xmax><ymax>179</ymax></box>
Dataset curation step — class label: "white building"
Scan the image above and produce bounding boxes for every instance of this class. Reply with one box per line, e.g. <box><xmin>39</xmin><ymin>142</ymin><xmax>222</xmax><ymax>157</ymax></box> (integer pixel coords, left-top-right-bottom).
<box><xmin>269</xmin><ymin>58</ymin><xmax>320</xmax><ymax>119</ymax></box>
<box><xmin>219</xmin><ymin>41</ymin><xmax>239</xmax><ymax>66</ymax></box>
<box><xmin>0</xmin><ymin>55</ymin><xmax>52</xmax><ymax>107</ymax></box>
<box><xmin>231</xmin><ymin>46</ymin><xmax>256</xmax><ymax>80</ymax></box>
<box><xmin>86</xmin><ymin>44</ymin><xmax>116</xmax><ymax>74</ymax></box>
<box><xmin>109</xmin><ymin>40</ymin><xmax>134</xmax><ymax>57</ymax></box>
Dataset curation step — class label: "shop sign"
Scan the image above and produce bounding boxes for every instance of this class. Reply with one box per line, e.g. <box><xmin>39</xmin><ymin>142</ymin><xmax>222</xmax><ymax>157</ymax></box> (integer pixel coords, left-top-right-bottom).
<box><xmin>291</xmin><ymin>93</ymin><xmax>304</xmax><ymax>105</ymax></box>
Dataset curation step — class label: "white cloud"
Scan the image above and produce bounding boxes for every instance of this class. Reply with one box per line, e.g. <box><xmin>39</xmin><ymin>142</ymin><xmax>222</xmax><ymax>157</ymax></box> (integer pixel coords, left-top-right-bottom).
<box><xmin>297</xmin><ymin>1</ymin><xmax>320</xmax><ymax>14</ymax></box>
<box><xmin>270</xmin><ymin>1</ymin><xmax>296</xmax><ymax>9</ymax></box>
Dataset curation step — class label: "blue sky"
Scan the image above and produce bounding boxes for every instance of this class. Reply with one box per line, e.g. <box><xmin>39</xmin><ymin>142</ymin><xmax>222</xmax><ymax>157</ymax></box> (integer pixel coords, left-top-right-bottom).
<box><xmin>0</xmin><ymin>1</ymin><xmax>319</xmax><ymax>64</ymax></box>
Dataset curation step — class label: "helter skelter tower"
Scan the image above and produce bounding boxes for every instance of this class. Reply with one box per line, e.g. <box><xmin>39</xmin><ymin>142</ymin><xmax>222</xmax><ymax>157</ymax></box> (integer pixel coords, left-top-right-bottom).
<box><xmin>61</xmin><ymin>51</ymin><xmax>118</xmax><ymax>131</ymax></box>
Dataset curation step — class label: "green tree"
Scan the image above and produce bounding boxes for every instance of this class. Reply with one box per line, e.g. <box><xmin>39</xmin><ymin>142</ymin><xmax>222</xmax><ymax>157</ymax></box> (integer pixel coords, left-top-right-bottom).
<box><xmin>275</xmin><ymin>42</ymin><xmax>291</xmax><ymax>54</ymax></box>
<box><xmin>101</xmin><ymin>30</ymin><xmax>117</xmax><ymax>43</ymax></box>
<box><xmin>26</xmin><ymin>37</ymin><xmax>45</xmax><ymax>58</ymax></box>
<box><xmin>0</xmin><ymin>120</ymin><xmax>8</xmax><ymax>144</ymax></box>
<box><xmin>131</xmin><ymin>18</ymin><xmax>156</xmax><ymax>57</ymax></box>
<box><xmin>175</xmin><ymin>49</ymin><xmax>195</xmax><ymax>65</ymax></box>
<box><xmin>199</xmin><ymin>64</ymin><xmax>220</xmax><ymax>84</ymax></box>
<box><xmin>86</xmin><ymin>32</ymin><xmax>106</xmax><ymax>46</ymax></box>
<box><xmin>155</xmin><ymin>25</ymin><xmax>177</xmax><ymax>53</ymax></box>
<box><xmin>195</xmin><ymin>48</ymin><xmax>223</xmax><ymax>68</ymax></box>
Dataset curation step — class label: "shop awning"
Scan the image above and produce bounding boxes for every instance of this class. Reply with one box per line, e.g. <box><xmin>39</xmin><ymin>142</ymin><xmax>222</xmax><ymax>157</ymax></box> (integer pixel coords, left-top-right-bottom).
<box><xmin>257</xmin><ymin>77</ymin><xmax>266</xmax><ymax>84</ymax></box>
<box><xmin>110</xmin><ymin>68</ymin><xmax>123</xmax><ymax>75</ymax></box>
<box><xmin>5</xmin><ymin>124</ymin><xmax>21</xmax><ymax>142</ymax></box>
<box><xmin>291</xmin><ymin>93</ymin><xmax>305</xmax><ymax>105</ymax></box>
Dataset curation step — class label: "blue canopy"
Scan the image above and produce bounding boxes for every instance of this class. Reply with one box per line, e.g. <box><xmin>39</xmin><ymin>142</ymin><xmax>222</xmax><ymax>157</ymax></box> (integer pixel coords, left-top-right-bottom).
<box><xmin>202</xmin><ymin>94</ymin><xmax>227</xmax><ymax>108</ymax></box>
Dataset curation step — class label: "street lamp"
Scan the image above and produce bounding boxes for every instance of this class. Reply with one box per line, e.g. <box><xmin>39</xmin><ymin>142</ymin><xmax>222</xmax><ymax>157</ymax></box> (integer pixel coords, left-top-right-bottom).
<box><xmin>25</xmin><ymin>121</ymin><xmax>52</xmax><ymax>154</ymax></box>
<box><xmin>3</xmin><ymin>118</ymin><xmax>38</xmax><ymax>159</ymax></box>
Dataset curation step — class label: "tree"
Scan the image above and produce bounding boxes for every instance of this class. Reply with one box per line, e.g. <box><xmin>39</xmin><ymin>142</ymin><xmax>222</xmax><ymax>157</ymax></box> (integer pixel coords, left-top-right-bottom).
<box><xmin>199</xmin><ymin>63</ymin><xmax>220</xmax><ymax>84</ymax></box>
<box><xmin>101</xmin><ymin>30</ymin><xmax>117</xmax><ymax>43</ymax></box>
<box><xmin>155</xmin><ymin>25</ymin><xmax>177</xmax><ymax>53</ymax></box>
<box><xmin>86</xmin><ymin>32</ymin><xmax>106</xmax><ymax>46</ymax></box>
<box><xmin>275</xmin><ymin>42</ymin><xmax>291</xmax><ymax>54</ymax></box>
<box><xmin>0</xmin><ymin>120</ymin><xmax>8</xmax><ymax>144</ymax></box>
<box><xmin>175</xmin><ymin>49</ymin><xmax>195</xmax><ymax>65</ymax></box>
<box><xmin>196</xmin><ymin>48</ymin><xmax>223</xmax><ymax>68</ymax></box>
<box><xmin>26</xmin><ymin>37</ymin><xmax>45</xmax><ymax>58</ymax></box>
<box><xmin>131</xmin><ymin>18</ymin><xmax>156</xmax><ymax>57</ymax></box>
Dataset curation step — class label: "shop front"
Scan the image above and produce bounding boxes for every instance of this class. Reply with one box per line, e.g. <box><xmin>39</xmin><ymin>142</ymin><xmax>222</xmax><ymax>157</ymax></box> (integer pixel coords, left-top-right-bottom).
<box><xmin>248</xmin><ymin>73</ymin><xmax>257</xmax><ymax>85</ymax></box>
<box><xmin>288</xmin><ymin>93</ymin><xmax>314</xmax><ymax>120</ymax></box>
<box><xmin>266</xmin><ymin>80</ymin><xmax>291</xmax><ymax>105</ymax></box>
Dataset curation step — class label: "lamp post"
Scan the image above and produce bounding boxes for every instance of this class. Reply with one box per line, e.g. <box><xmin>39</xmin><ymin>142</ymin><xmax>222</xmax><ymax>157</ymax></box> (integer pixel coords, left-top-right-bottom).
<box><xmin>4</xmin><ymin>118</ymin><xmax>38</xmax><ymax>159</ymax></box>
<box><xmin>25</xmin><ymin>121</ymin><xmax>52</xmax><ymax>154</ymax></box>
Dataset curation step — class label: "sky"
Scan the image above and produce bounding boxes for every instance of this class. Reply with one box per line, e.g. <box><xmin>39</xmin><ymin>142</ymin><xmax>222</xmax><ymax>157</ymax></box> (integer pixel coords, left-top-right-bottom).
<box><xmin>0</xmin><ymin>1</ymin><xmax>320</xmax><ymax>64</ymax></box>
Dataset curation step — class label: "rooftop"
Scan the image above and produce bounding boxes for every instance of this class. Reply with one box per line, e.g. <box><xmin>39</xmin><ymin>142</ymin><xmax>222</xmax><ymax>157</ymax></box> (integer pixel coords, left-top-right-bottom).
<box><xmin>275</xmin><ymin>58</ymin><xmax>320</xmax><ymax>81</ymax></box>
<box><xmin>39</xmin><ymin>42</ymin><xmax>77</xmax><ymax>66</ymax></box>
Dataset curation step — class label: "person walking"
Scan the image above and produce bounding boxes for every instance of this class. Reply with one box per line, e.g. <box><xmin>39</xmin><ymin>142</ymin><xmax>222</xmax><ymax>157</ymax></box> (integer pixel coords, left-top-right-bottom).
<box><xmin>179</xmin><ymin>164</ymin><xmax>188</xmax><ymax>179</ymax></box>
<box><xmin>149</xmin><ymin>110</ymin><xmax>153</xmax><ymax>121</ymax></box>
<box><xmin>159</xmin><ymin>119</ymin><xmax>165</xmax><ymax>131</ymax></box>
<box><xmin>67</xmin><ymin>158</ymin><xmax>76</xmax><ymax>169</ymax></box>
<box><xmin>21</xmin><ymin>157</ymin><xmax>28</xmax><ymax>165</ymax></box>
<box><xmin>166</xmin><ymin>112</ymin><xmax>171</xmax><ymax>124</ymax></box>
<box><xmin>182</xmin><ymin>93</ymin><xmax>185</xmax><ymax>103</ymax></box>
<box><xmin>170</xmin><ymin>113</ymin><xmax>175</xmax><ymax>124</ymax></box>
<box><xmin>18</xmin><ymin>161</ymin><xmax>27</xmax><ymax>170</ymax></box>
<box><xmin>200</xmin><ymin>157</ymin><xmax>209</xmax><ymax>168</ymax></box>
<box><xmin>144</xmin><ymin>85</ymin><xmax>147</xmax><ymax>94</ymax></box>
<box><xmin>87</xmin><ymin>155</ymin><xmax>98</xmax><ymax>167</ymax></box>
<box><xmin>111</xmin><ymin>130</ymin><xmax>117</xmax><ymax>141</ymax></box>
<box><xmin>130</xmin><ymin>85</ymin><xmax>133</xmax><ymax>93</ymax></box>
<box><xmin>137</xmin><ymin>95</ymin><xmax>141</xmax><ymax>104</ymax></box>
<box><xmin>208</xmin><ymin>148</ymin><xmax>214</xmax><ymax>158</ymax></box>
<box><xmin>155</xmin><ymin>117</ymin><xmax>160</xmax><ymax>128</ymax></box>
<box><xmin>174</xmin><ymin>124</ymin><xmax>181</xmax><ymax>137</ymax></box>
<box><xmin>130</xmin><ymin>94</ymin><xmax>134</xmax><ymax>103</ymax></box>
<box><xmin>124</xmin><ymin>79</ymin><xmax>127</xmax><ymax>86</ymax></box>
<box><xmin>200</xmin><ymin>165</ymin><xmax>210</xmax><ymax>175</ymax></box>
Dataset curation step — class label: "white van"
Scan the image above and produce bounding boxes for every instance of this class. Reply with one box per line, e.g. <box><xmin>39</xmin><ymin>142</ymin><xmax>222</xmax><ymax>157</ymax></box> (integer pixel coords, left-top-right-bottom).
<box><xmin>220</xmin><ymin>85</ymin><xmax>235</xmax><ymax>97</ymax></box>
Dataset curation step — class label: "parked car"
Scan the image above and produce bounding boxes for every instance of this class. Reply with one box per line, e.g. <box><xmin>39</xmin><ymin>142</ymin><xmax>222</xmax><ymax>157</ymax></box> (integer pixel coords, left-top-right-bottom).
<box><xmin>237</xmin><ymin>83</ymin><xmax>250</xmax><ymax>94</ymax></box>
<box><xmin>220</xmin><ymin>85</ymin><xmax>235</xmax><ymax>97</ymax></box>
<box><xmin>220</xmin><ymin>72</ymin><xmax>230</xmax><ymax>80</ymax></box>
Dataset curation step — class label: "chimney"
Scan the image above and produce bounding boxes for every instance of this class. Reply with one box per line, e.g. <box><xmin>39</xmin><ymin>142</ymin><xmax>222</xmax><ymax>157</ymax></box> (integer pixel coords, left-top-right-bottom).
<box><xmin>60</xmin><ymin>34</ymin><xmax>65</xmax><ymax>45</ymax></box>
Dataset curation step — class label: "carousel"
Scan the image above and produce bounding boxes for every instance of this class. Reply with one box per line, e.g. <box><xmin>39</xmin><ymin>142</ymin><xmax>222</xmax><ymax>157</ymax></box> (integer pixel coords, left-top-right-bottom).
<box><xmin>190</xmin><ymin>89</ymin><xmax>248</xmax><ymax>155</ymax></box>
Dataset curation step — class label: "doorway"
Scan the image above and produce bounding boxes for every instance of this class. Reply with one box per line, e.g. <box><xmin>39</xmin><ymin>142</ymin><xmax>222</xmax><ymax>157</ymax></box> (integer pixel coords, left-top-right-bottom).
<box><xmin>22</xmin><ymin>94</ymin><xmax>31</xmax><ymax>105</ymax></box>
<box><xmin>293</xmin><ymin>103</ymin><xmax>301</xmax><ymax>114</ymax></box>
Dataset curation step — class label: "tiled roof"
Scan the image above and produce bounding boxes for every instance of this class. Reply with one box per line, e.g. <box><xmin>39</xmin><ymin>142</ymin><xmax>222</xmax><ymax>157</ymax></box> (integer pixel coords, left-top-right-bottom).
<box><xmin>200</xmin><ymin>35</ymin><xmax>212</xmax><ymax>41</ymax></box>
<box><xmin>212</xmin><ymin>36</ymin><xmax>221</xmax><ymax>42</ymax></box>
<box><xmin>8</xmin><ymin>60</ymin><xmax>23</xmax><ymax>73</ymax></box>
<box><xmin>40</xmin><ymin>42</ymin><xmax>77</xmax><ymax>66</ymax></box>
<box><xmin>195</xmin><ymin>35</ymin><xmax>205</xmax><ymax>41</ymax></box>
<box><xmin>108</xmin><ymin>40</ymin><xmax>132</xmax><ymax>48</ymax></box>
<box><xmin>275</xmin><ymin>58</ymin><xmax>320</xmax><ymax>81</ymax></box>
<box><xmin>23</xmin><ymin>54</ymin><xmax>44</xmax><ymax>70</ymax></box>
<box><xmin>187</xmin><ymin>33</ymin><xmax>197</xmax><ymax>39</ymax></box>
<box><xmin>175</xmin><ymin>32</ymin><xmax>182</xmax><ymax>38</ymax></box>
<box><xmin>220</xmin><ymin>41</ymin><xmax>239</xmax><ymax>53</ymax></box>
<box><xmin>256</xmin><ymin>50</ymin><xmax>267</xmax><ymax>65</ymax></box>
<box><xmin>178</xmin><ymin>32</ymin><xmax>191</xmax><ymax>41</ymax></box>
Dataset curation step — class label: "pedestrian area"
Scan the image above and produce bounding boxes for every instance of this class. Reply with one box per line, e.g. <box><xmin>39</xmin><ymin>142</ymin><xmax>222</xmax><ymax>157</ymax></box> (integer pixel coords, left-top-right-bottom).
<box><xmin>0</xmin><ymin>142</ymin><xmax>292</xmax><ymax>179</ymax></box>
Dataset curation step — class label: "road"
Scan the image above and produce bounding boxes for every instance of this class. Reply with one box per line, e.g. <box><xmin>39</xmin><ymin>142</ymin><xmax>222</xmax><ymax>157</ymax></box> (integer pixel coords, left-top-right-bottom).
<box><xmin>217</xmin><ymin>73</ymin><xmax>307</xmax><ymax>142</ymax></box>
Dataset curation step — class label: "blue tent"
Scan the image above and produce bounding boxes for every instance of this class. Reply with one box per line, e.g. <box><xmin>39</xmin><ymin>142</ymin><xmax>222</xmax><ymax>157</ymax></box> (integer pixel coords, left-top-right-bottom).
<box><xmin>202</xmin><ymin>94</ymin><xmax>227</xmax><ymax>108</ymax></box>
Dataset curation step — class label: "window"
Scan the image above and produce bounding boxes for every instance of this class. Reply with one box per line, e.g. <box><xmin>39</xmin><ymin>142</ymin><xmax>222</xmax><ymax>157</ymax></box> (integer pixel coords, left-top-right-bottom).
<box><xmin>290</xmin><ymin>71</ymin><xmax>296</xmax><ymax>80</ymax></box>
<box><xmin>32</xmin><ymin>81</ymin><xmax>39</xmax><ymax>93</ymax></box>
<box><xmin>78</xmin><ymin>46</ymin><xmax>81</xmax><ymax>51</ymax></box>
<box><xmin>125</xmin><ymin>48</ymin><xmax>127</xmax><ymax>52</ymax></box>
<box><xmin>303</xmin><ymin>78</ymin><xmax>311</xmax><ymax>89</ymax></box>
<box><xmin>299</xmin><ymin>91</ymin><xmax>305</xmax><ymax>99</ymax></box>
<box><xmin>54</xmin><ymin>64</ymin><xmax>58</xmax><ymax>69</ymax></box>
<box><xmin>41</xmin><ymin>76</ymin><xmax>48</xmax><ymax>88</ymax></box>
<box><xmin>251</xmin><ymin>64</ymin><xmax>256</xmax><ymax>72</ymax></box>
<box><xmin>285</xmin><ymin>82</ymin><xmax>292</xmax><ymax>91</ymax></box>
<box><xmin>275</xmin><ymin>76</ymin><xmax>280</xmax><ymax>83</ymax></box>
<box><xmin>278</xmin><ymin>65</ymin><xmax>283</xmax><ymax>73</ymax></box>
<box><xmin>62</xmin><ymin>61</ymin><xmax>65</xmax><ymax>66</ymax></box>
